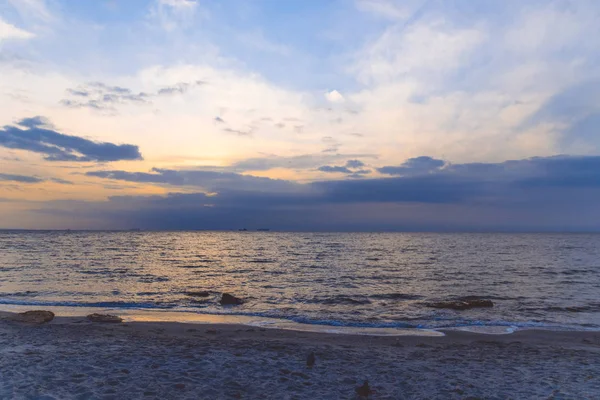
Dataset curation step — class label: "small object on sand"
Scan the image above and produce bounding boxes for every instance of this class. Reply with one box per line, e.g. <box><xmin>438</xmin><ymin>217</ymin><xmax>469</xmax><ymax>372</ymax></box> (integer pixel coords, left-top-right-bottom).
<box><xmin>306</xmin><ymin>352</ymin><xmax>315</xmax><ymax>367</ymax></box>
<box><xmin>86</xmin><ymin>313</ymin><xmax>123</xmax><ymax>323</ymax></box>
<box><xmin>219</xmin><ymin>293</ymin><xmax>244</xmax><ymax>305</ymax></box>
<box><xmin>14</xmin><ymin>310</ymin><xmax>55</xmax><ymax>324</ymax></box>
<box><xmin>356</xmin><ymin>381</ymin><xmax>373</xmax><ymax>398</ymax></box>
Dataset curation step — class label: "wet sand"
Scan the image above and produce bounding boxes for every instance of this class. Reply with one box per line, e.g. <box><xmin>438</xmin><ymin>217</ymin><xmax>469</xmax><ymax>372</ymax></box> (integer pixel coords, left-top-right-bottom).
<box><xmin>1</xmin><ymin>311</ymin><xmax>600</xmax><ymax>399</ymax></box>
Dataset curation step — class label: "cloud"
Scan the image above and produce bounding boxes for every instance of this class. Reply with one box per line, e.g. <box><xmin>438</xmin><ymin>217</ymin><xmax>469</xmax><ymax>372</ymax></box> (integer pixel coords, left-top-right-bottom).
<box><xmin>355</xmin><ymin>0</ymin><xmax>423</xmax><ymax>20</ymax></box>
<box><xmin>325</xmin><ymin>89</ymin><xmax>345</xmax><ymax>103</ymax></box>
<box><xmin>0</xmin><ymin>18</ymin><xmax>35</xmax><ymax>42</ymax></box>
<box><xmin>223</xmin><ymin>128</ymin><xmax>253</xmax><ymax>137</ymax></box>
<box><xmin>85</xmin><ymin>155</ymin><xmax>600</xmax><ymax>203</ymax></box>
<box><xmin>157</xmin><ymin>81</ymin><xmax>205</xmax><ymax>95</ymax></box>
<box><xmin>60</xmin><ymin>80</ymin><xmax>206</xmax><ymax>112</ymax></box>
<box><xmin>158</xmin><ymin>0</ymin><xmax>197</xmax><ymax>8</ymax></box>
<box><xmin>318</xmin><ymin>159</ymin><xmax>370</xmax><ymax>175</ymax></box>
<box><xmin>86</xmin><ymin>168</ymin><xmax>297</xmax><ymax>192</ymax></box>
<box><xmin>50</xmin><ymin>177</ymin><xmax>73</xmax><ymax>185</ymax></box>
<box><xmin>60</xmin><ymin>82</ymin><xmax>150</xmax><ymax>112</ymax></box>
<box><xmin>149</xmin><ymin>0</ymin><xmax>202</xmax><ymax>31</ymax></box>
<box><xmin>0</xmin><ymin>117</ymin><xmax>143</xmax><ymax>162</ymax></box>
<box><xmin>40</xmin><ymin>155</ymin><xmax>600</xmax><ymax>231</ymax></box>
<box><xmin>0</xmin><ymin>173</ymin><xmax>72</xmax><ymax>184</ymax></box>
<box><xmin>377</xmin><ymin>156</ymin><xmax>445</xmax><ymax>175</ymax></box>
<box><xmin>318</xmin><ymin>165</ymin><xmax>352</xmax><ymax>173</ymax></box>
<box><xmin>0</xmin><ymin>173</ymin><xmax>43</xmax><ymax>183</ymax></box>
<box><xmin>345</xmin><ymin>159</ymin><xmax>365</xmax><ymax>168</ymax></box>
<box><xmin>6</xmin><ymin>0</ymin><xmax>54</xmax><ymax>23</ymax></box>
<box><xmin>231</xmin><ymin>153</ymin><xmax>378</xmax><ymax>172</ymax></box>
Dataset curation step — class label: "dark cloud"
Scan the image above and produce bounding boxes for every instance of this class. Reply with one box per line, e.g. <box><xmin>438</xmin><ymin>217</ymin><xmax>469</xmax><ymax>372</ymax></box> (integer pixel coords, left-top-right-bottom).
<box><xmin>29</xmin><ymin>155</ymin><xmax>600</xmax><ymax>231</ymax></box>
<box><xmin>348</xmin><ymin>169</ymin><xmax>371</xmax><ymax>177</ymax></box>
<box><xmin>318</xmin><ymin>165</ymin><xmax>352</xmax><ymax>173</ymax></box>
<box><xmin>377</xmin><ymin>156</ymin><xmax>445</xmax><ymax>176</ymax></box>
<box><xmin>0</xmin><ymin>117</ymin><xmax>143</xmax><ymax>162</ymax></box>
<box><xmin>0</xmin><ymin>173</ymin><xmax>43</xmax><ymax>183</ymax></box>
<box><xmin>86</xmin><ymin>168</ymin><xmax>296</xmax><ymax>192</ymax></box>
<box><xmin>50</xmin><ymin>178</ymin><xmax>74</xmax><ymax>185</ymax></box>
<box><xmin>318</xmin><ymin>159</ymin><xmax>368</xmax><ymax>175</ymax></box>
<box><xmin>345</xmin><ymin>159</ymin><xmax>365</xmax><ymax>168</ymax></box>
<box><xmin>0</xmin><ymin>173</ymin><xmax>73</xmax><ymax>184</ymax></box>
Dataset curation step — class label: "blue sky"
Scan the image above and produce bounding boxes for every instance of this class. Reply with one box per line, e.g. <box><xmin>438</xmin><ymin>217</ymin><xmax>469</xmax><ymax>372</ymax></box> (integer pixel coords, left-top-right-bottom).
<box><xmin>1</xmin><ymin>0</ymin><xmax>600</xmax><ymax>230</ymax></box>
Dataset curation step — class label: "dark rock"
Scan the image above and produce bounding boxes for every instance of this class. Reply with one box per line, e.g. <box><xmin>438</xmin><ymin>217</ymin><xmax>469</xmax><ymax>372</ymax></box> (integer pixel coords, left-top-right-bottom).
<box><xmin>465</xmin><ymin>299</ymin><xmax>494</xmax><ymax>308</ymax></box>
<box><xmin>14</xmin><ymin>310</ymin><xmax>55</xmax><ymax>324</ymax></box>
<box><xmin>427</xmin><ymin>299</ymin><xmax>494</xmax><ymax>310</ymax></box>
<box><xmin>185</xmin><ymin>291</ymin><xmax>210</xmax><ymax>297</ymax></box>
<box><xmin>219</xmin><ymin>293</ymin><xmax>244</xmax><ymax>305</ymax></box>
<box><xmin>206</xmin><ymin>329</ymin><xmax>218</xmax><ymax>334</ymax></box>
<box><xmin>306</xmin><ymin>352</ymin><xmax>316</xmax><ymax>367</ymax></box>
<box><xmin>356</xmin><ymin>380</ymin><xmax>373</xmax><ymax>397</ymax></box>
<box><xmin>86</xmin><ymin>313</ymin><xmax>123</xmax><ymax>323</ymax></box>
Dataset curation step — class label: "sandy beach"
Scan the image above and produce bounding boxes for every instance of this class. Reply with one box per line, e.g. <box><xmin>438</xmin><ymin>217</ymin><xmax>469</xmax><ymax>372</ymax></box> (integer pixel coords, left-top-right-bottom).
<box><xmin>1</xmin><ymin>311</ymin><xmax>599</xmax><ymax>399</ymax></box>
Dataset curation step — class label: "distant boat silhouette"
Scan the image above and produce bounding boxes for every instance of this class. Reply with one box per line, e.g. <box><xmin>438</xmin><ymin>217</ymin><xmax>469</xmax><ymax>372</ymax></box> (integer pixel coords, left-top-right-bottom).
<box><xmin>256</xmin><ymin>228</ymin><xmax>270</xmax><ymax>232</ymax></box>
<box><xmin>238</xmin><ymin>228</ymin><xmax>248</xmax><ymax>231</ymax></box>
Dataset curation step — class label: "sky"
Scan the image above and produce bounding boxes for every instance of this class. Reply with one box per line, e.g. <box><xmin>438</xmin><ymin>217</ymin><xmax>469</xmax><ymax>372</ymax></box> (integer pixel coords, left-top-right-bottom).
<box><xmin>1</xmin><ymin>0</ymin><xmax>599</xmax><ymax>231</ymax></box>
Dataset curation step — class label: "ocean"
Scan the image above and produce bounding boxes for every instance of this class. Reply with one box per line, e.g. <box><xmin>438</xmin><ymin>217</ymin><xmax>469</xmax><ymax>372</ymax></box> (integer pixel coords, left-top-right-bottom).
<box><xmin>1</xmin><ymin>231</ymin><xmax>599</xmax><ymax>331</ymax></box>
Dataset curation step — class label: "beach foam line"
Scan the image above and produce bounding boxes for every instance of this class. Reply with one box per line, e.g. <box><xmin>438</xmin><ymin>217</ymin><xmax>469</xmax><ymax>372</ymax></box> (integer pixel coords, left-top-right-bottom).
<box><xmin>1</xmin><ymin>298</ymin><xmax>597</xmax><ymax>333</ymax></box>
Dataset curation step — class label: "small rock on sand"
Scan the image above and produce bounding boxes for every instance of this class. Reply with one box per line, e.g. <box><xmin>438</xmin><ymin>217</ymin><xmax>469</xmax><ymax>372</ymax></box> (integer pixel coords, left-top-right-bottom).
<box><xmin>356</xmin><ymin>380</ymin><xmax>373</xmax><ymax>397</ymax></box>
<box><xmin>13</xmin><ymin>310</ymin><xmax>55</xmax><ymax>324</ymax></box>
<box><xmin>219</xmin><ymin>293</ymin><xmax>244</xmax><ymax>305</ymax></box>
<box><xmin>86</xmin><ymin>313</ymin><xmax>123</xmax><ymax>323</ymax></box>
<box><xmin>306</xmin><ymin>352</ymin><xmax>316</xmax><ymax>367</ymax></box>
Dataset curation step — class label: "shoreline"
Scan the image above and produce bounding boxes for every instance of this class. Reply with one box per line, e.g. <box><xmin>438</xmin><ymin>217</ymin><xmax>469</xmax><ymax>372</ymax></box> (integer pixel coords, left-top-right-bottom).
<box><xmin>1</xmin><ymin>304</ymin><xmax>591</xmax><ymax>336</ymax></box>
<box><xmin>2</xmin><ymin>309</ymin><xmax>600</xmax><ymax>398</ymax></box>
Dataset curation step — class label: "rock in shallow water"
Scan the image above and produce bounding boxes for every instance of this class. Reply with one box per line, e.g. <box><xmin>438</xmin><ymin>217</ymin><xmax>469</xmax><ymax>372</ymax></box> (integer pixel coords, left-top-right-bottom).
<box><xmin>427</xmin><ymin>299</ymin><xmax>494</xmax><ymax>310</ymax></box>
<box><xmin>13</xmin><ymin>310</ymin><xmax>55</xmax><ymax>324</ymax></box>
<box><xmin>185</xmin><ymin>291</ymin><xmax>210</xmax><ymax>297</ymax></box>
<box><xmin>219</xmin><ymin>293</ymin><xmax>244</xmax><ymax>305</ymax></box>
<box><xmin>86</xmin><ymin>313</ymin><xmax>123</xmax><ymax>323</ymax></box>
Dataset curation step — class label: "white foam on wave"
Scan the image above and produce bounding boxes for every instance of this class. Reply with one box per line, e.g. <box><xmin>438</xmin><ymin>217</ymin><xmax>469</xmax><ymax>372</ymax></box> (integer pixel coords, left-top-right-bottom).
<box><xmin>446</xmin><ymin>325</ymin><xmax>518</xmax><ymax>335</ymax></box>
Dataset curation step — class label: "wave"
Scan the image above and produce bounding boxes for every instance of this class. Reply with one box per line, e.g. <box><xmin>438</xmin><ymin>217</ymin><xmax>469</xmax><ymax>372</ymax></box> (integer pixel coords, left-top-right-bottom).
<box><xmin>1</xmin><ymin>297</ymin><xmax>594</xmax><ymax>331</ymax></box>
<box><xmin>0</xmin><ymin>298</ymin><xmax>178</xmax><ymax>309</ymax></box>
<box><xmin>369</xmin><ymin>293</ymin><xmax>423</xmax><ymax>301</ymax></box>
<box><xmin>520</xmin><ymin>303</ymin><xmax>600</xmax><ymax>313</ymax></box>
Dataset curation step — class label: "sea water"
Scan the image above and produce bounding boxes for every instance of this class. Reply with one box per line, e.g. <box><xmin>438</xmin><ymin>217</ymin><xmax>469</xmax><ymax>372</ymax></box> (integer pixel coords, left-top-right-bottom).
<box><xmin>1</xmin><ymin>231</ymin><xmax>599</xmax><ymax>331</ymax></box>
